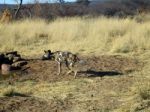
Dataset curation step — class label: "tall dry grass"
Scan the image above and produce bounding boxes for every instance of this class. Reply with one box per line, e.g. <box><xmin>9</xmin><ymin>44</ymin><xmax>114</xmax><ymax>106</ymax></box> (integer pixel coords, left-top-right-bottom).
<box><xmin>0</xmin><ymin>16</ymin><xmax>150</xmax><ymax>56</ymax></box>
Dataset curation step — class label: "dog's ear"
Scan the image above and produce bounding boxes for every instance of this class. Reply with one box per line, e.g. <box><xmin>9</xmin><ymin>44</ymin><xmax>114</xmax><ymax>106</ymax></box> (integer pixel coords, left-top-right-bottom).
<box><xmin>48</xmin><ymin>50</ymin><xmax>51</xmax><ymax>53</ymax></box>
<box><xmin>44</xmin><ymin>50</ymin><xmax>47</xmax><ymax>53</ymax></box>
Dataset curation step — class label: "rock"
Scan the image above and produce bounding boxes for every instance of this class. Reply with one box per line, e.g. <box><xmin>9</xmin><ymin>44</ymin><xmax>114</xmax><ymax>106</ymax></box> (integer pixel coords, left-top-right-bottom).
<box><xmin>1</xmin><ymin>64</ymin><xmax>11</xmax><ymax>74</ymax></box>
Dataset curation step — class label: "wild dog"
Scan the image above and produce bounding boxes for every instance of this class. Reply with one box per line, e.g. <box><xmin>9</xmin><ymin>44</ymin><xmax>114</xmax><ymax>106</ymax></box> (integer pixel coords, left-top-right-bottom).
<box><xmin>42</xmin><ymin>50</ymin><xmax>80</xmax><ymax>78</ymax></box>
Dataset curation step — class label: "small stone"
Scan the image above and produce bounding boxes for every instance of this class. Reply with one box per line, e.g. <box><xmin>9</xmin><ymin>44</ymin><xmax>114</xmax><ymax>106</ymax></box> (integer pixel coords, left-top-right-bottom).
<box><xmin>1</xmin><ymin>64</ymin><xmax>11</xmax><ymax>74</ymax></box>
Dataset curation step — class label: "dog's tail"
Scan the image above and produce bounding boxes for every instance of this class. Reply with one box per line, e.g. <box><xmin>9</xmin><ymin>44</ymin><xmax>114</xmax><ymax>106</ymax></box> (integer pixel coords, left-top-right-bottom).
<box><xmin>74</xmin><ymin>53</ymin><xmax>86</xmax><ymax>64</ymax></box>
<box><xmin>74</xmin><ymin>54</ymin><xmax>80</xmax><ymax>62</ymax></box>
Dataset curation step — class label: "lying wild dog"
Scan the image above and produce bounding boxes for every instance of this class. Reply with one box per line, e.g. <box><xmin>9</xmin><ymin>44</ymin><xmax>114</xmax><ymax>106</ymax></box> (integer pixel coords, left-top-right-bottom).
<box><xmin>42</xmin><ymin>50</ymin><xmax>80</xmax><ymax>78</ymax></box>
<box><xmin>5</xmin><ymin>51</ymin><xmax>21</xmax><ymax>63</ymax></box>
<box><xmin>0</xmin><ymin>51</ymin><xmax>21</xmax><ymax>65</ymax></box>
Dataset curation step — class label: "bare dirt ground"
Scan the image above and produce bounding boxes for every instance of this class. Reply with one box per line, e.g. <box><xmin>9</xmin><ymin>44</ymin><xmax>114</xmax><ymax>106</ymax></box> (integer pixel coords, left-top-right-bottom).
<box><xmin>0</xmin><ymin>55</ymin><xmax>142</xmax><ymax>112</ymax></box>
<box><xmin>3</xmin><ymin>55</ymin><xmax>140</xmax><ymax>82</ymax></box>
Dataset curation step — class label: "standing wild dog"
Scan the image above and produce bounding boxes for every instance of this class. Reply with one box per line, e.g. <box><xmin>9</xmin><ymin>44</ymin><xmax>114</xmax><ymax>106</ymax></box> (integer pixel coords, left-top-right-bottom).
<box><xmin>42</xmin><ymin>50</ymin><xmax>80</xmax><ymax>78</ymax></box>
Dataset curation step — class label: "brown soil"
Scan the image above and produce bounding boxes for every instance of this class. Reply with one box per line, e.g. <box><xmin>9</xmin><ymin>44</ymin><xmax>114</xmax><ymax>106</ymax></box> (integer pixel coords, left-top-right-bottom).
<box><xmin>1</xmin><ymin>55</ymin><xmax>140</xmax><ymax>82</ymax></box>
<box><xmin>0</xmin><ymin>55</ymin><xmax>142</xmax><ymax>112</ymax></box>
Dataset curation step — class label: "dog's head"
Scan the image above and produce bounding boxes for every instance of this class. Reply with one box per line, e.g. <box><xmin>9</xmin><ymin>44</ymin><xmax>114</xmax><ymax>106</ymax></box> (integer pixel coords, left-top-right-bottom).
<box><xmin>42</xmin><ymin>50</ymin><xmax>54</xmax><ymax>60</ymax></box>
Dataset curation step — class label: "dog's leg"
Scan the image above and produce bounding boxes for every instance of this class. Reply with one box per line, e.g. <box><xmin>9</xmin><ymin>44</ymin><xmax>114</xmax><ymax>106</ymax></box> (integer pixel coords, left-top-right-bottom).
<box><xmin>67</xmin><ymin>70</ymin><xmax>72</xmax><ymax>75</ymax></box>
<box><xmin>66</xmin><ymin>66</ymin><xmax>72</xmax><ymax>75</ymax></box>
<box><xmin>74</xmin><ymin>70</ymin><xmax>78</xmax><ymax>79</ymax></box>
<box><xmin>71</xmin><ymin>64</ymin><xmax>78</xmax><ymax>78</ymax></box>
<box><xmin>65</xmin><ymin>61</ymin><xmax>70</xmax><ymax>70</ymax></box>
<box><xmin>65</xmin><ymin>61</ymin><xmax>72</xmax><ymax>75</ymax></box>
<box><xmin>67</xmin><ymin>66</ymin><xmax>78</xmax><ymax>79</ymax></box>
<box><xmin>57</xmin><ymin>62</ymin><xmax>61</xmax><ymax>75</ymax></box>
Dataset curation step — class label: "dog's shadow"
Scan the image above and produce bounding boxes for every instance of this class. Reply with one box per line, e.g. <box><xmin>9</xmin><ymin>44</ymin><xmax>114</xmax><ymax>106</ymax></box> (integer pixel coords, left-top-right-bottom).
<box><xmin>4</xmin><ymin>91</ymin><xmax>30</xmax><ymax>97</ymax></box>
<box><xmin>79</xmin><ymin>70</ymin><xmax>122</xmax><ymax>77</ymax></box>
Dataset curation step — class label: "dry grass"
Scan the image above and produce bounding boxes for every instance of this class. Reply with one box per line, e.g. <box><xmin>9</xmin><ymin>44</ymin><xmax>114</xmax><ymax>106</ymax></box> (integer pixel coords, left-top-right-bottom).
<box><xmin>0</xmin><ymin>9</ymin><xmax>12</xmax><ymax>23</ymax></box>
<box><xmin>0</xmin><ymin>16</ymin><xmax>150</xmax><ymax>56</ymax></box>
<box><xmin>0</xmin><ymin>79</ymin><xmax>91</xmax><ymax>100</ymax></box>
